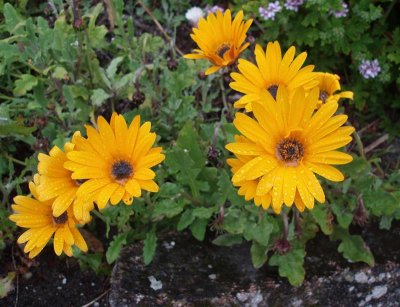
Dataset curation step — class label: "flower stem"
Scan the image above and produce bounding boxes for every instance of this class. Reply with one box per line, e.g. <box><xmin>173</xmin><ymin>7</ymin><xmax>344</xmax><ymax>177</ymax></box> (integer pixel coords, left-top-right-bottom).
<box><xmin>294</xmin><ymin>208</ymin><xmax>302</xmax><ymax>236</ymax></box>
<box><xmin>352</xmin><ymin>130</ymin><xmax>366</xmax><ymax>160</ymax></box>
<box><xmin>282</xmin><ymin>211</ymin><xmax>289</xmax><ymax>240</ymax></box>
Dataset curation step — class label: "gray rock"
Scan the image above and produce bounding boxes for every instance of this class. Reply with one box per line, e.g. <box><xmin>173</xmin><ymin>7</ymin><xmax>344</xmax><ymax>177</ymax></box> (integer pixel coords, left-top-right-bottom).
<box><xmin>355</xmin><ymin>272</ymin><xmax>369</xmax><ymax>283</ymax></box>
<box><xmin>371</xmin><ymin>285</ymin><xmax>388</xmax><ymax>299</ymax></box>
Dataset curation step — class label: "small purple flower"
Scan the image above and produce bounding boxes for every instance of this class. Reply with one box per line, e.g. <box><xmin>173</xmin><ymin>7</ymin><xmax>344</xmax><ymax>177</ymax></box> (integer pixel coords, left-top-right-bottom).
<box><xmin>204</xmin><ymin>5</ymin><xmax>224</xmax><ymax>15</ymax></box>
<box><xmin>330</xmin><ymin>2</ymin><xmax>349</xmax><ymax>18</ymax></box>
<box><xmin>284</xmin><ymin>0</ymin><xmax>304</xmax><ymax>12</ymax></box>
<box><xmin>359</xmin><ymin>59</ymin><xmax>381</xmax><ymax>79</ymax></box>
<box><xmin>259</xmin><ymin>1</ymin><xmax>282</xmax><ymax>21</ymax></box>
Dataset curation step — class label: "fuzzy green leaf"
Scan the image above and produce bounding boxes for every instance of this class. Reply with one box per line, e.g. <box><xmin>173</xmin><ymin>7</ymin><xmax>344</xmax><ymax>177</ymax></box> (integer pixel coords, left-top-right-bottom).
<box><xmin>311</xmin><ymin>205</ymin><xmax>333</xmax><ymax>235</ymax></box>
<box><xmin>190</xmin><ymin>218</ymin><xmax>208</xmax><ymax>241</ymax></box>
<box><xmin>0</xmin><ymin>272</ymin><xmax>15</xmax><ymax>299</ymax></box>
<box><xmin>91</xmin><ymin>88</ymin><xmax>111</xmax><ymax>106</ymax></box>
<box><xmin>250</xmin><ymin>242</ymin><xmax>268</xmax><ymax>269</ymax></box>
<box><xmin>177</xmin><ymin>209</ymin><xmax>195</xmax><ymax>231</ymax></box>
<box><xmin>152</xmin><ymin>199</ymin><xmax>184</xmax><ymax>219</ymax></box>
<box><xmin>269</xmin><ymin>248</ymin><xmax>305</xmax><ymax>286</ymax></box>
<box><xmin>143</xmin><ymin>230</ymin><xmax>157</xmax><ymax>265</ymax></box>
<box><xmin>106</xmin><ymin>232</ymin><xmax>128</xmax><ymax>264</ymax></box>
<box><xmin>13</xmin><ymin>74</ymin><xmax>38</xmax><ymax>96</ymax></box>
<box><xmin>331</xmin><ymin>226</ymin><xmax>374</xmax><ymax>266</ymax></box>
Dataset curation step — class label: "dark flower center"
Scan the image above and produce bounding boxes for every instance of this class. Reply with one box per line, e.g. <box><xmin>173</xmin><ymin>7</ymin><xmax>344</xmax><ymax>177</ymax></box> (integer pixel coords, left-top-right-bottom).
<box><xmin>267</xmin><ymin>84</ymin><xmax>278</xmax><ymax>100</ymax></box>
<box><xmin>216</xmin><ymin>43</ymin><xmax>231</xmax><ymax>58</ymax></box>
<box><xmin>319</xmin><ymin>90</ymin><xmax>329</xmax><ymax>103</ymax></box>
<box><xmin>52</xmin><ymin>212</ymin><xmax>68</xmax><ymax>225</ymax></box>
<box><xmin>276</xmin><ymin>138</ymin><xmax>304</xmax><ymax>165</ymax></box>
<box><xmin>111</xmin><ymin>160</ymin><xmax>133</xmax><ymax>180</ymax></box>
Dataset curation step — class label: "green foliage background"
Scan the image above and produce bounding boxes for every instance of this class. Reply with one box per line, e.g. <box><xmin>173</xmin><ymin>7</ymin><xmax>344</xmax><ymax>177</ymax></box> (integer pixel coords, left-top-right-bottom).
<box><xmin>0</xmin><ymin>0</ymin><xmax>399</xmax><ymax>285</ymax></box>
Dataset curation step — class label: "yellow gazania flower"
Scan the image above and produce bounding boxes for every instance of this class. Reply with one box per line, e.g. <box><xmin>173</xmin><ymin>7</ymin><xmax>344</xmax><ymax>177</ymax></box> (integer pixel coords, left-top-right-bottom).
<box><xmin>316</xmin><ymin>72</ymin><xmax>353</xmax><ymax>108</ymax></box>
<box><xmin>230</xmin><ymin>41</ymin><xmax>318</xmax><ymax>111</ymax></box>
<box><xmin>37</xmin><ymin>134</ymin><xmax>94</xmax><ymax>224</ymax></box>
<box><xmin>225</xmin><ymin>86</ymin><xmax>354</xmax><ymax>214</ymax></box>
<box><xmin>184</xmin><ymin>9</ymin><xmax>253</xmax><ymax>75</ymax></box>
<box><xmin>9</xmin><ymin>175</ymin><xmax>88</xmax><ymax>258</ymax></box>
<box><xmin>64</xmin><ymin>113</ymin><xmax>165</xmax><ymax>210</ymax></box>
<box><xmin>227</xmin><ymin>136</ymin><xmax>272</xmax><ymax>210</ymax></box>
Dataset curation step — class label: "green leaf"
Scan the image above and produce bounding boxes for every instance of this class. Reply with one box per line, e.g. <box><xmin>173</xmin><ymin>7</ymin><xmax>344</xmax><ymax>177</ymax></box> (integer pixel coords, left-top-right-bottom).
<box><xmin>177</xmin><ymin>209</ymin><xmax>195</xmax><ymax>231</ymax></box>
<box><xmin>331</xmin><ymin>201</ymin><xmax>354</xmax><ymax>229</ymax></box>
<box><xmin>52</xmin><ymin>66</ymin><xmax>69</xmax><ymax>80</ymax></box>
<box><xmin>106</xmin><ymin>232</ymin><xmax>128</xmax><ymax>264</ymax></box>
<box><xmin>363</xmin><ymin>189</ymin><xmax>399</xmax><ymax>216</ymax></box>
<box><xmin>0</xmin><ymin>272</ymin><xmax>15</xmax><ymax>299</ymax></box>
<box><xmin>106</xmin><ymin>56</ymin><xmax>124</xmax><ymax>81</ymax></box>
<box><xmin>152</xmin><ymin>199</ymin><xmax>184</xmax><ymax>219</ymax></box>
<box><xmin>331</xmin><ymin>226</ymin><xmax>374</xmax><ymax>266</ymax></box>
<box><xmin>250</xmin><ymin>242</ymin><xmax>268</xmax><ymax>269</ymax></box>
<box><xmin>143</xmin><ymin>229</ymin><xmax>157</xmax><ymax>265</ymax></box>
<box><xmin>311</xmin><ymin>205</ymin><xmax>333</xmax><ymax>235</ymax></box>
<box><xmin>379</xmin><ymin>216</ymin><xmax>393</xmax><ymax>230</ymax></box>
<box><xmin>13</xmin><ymin>74</ymin><xmax>38</xmax><ymax>96</ymax></box>
<box><xmin>3</xmin><ymin>3</ymin><xmax>25</xmax><ymax>34</ymax></box>
<box><xmin>269</xmin><ymin>248</ymin><xmax>305</xmax><ymax>286</ymax></box>
<box><xmin>192</xmin><ymin>207</ymin><xmax>215</xmax><ymax>219</ymax></box>
<box><xmin>0</xmin><ymin>121</ymin><xmax>35</xmax><ymax>137</ymax></box>
<box><xmin>91</xmin><ymin>88</ymin><xmax>111</xmax><ymax>106</ymax></box>
<box><xmin>244</xmin><ymin>217</ymin><xmax>274</xmax><ymax>246</ymax></box>
<box><xmin>176</xmin><ymin>122</ymin><xmax>205</xmax><ymax>166</ymax></box>
<box><xmin>212</xmin><ymin>234</ymin><xmax>243</xmax><ymax>246</ymax></box>
<box><xmin>223</xmin><ymin>209</ymin><xmax>246</xmax><ymax>234</ymax></box>
<box><xmin>190</xmin><ymin>218</ymin><xmax>208</xmax><ymax>241</ymax></box>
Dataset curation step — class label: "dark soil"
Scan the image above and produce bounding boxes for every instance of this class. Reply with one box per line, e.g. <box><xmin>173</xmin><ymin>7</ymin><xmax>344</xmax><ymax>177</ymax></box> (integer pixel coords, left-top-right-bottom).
<box><xmin>109</xmin><ymin>221</ymin><xmax>400</xmax><ymax>307</ymax></box>
<box><xmin>0</xmin><ymin>244</ymin><xmax>109</xmax><ymax>307</ymax></box>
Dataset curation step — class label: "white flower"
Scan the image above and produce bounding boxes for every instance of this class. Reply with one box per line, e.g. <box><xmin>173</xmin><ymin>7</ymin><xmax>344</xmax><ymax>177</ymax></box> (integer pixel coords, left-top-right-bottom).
<box><xmin>185</xmin><ymin>7</ymin><xmax>205</xmax><ymax>26</ymax></box>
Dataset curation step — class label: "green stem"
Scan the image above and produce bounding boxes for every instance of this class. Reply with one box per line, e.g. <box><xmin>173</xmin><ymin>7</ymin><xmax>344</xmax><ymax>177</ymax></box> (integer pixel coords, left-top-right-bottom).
<box><xmin>352</xmin><ymin>130</ymin><xmax>366</xmax><ymax>160</ymax></box>
<box><xmin>219</xmin><ymin>76</ymin><xmax>230</xmax><ymax>116</ymax></box>
<box><xmin>4</xmin><ymin>154</ymin><xmax>26</xmax><ymax>166</ymax></box>
<box><xmin>282</xmin><ymin>211</ymin><xmax>289</xmax><ymax>239</ymax></box>
<box><xmin>182</xmin><ymin>190</ymin><xmax>202</xmax><ymax>206</ymax></box>
<box><xmin>383</xmin><ymin>0</ymin><xmax>398</xmax><ymax>21</ymax></box>
<box><xmin>92</xmin><ymin>209</ymin><xmax>107</xmax><ymax>223</ymax></box>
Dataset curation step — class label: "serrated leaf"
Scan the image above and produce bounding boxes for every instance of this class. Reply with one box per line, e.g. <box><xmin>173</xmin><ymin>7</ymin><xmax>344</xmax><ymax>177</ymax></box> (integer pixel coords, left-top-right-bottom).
<box><xmin>3</xmin><ymin>3</ymin><xmax>25</xmax><ymax>34</ymax></box>
<box><xmin>91</xmin><ymin>88</ymin><xmax>111</xmax><ymax>106</ymax></box>
<box><xmin>52</xmin><ymin>66</ymin><xmax>69</xmax><ymax>80</ymax></box>
<box><xmin>177</xmin><ymin>209</ymin><xmax>195</xmax><ymax>231</ymax></box>
<box><xmin>0</xmin><ymin>122</ymin><xmax>35</xmax><ymax>137</ymax></box>
<box><xmin>192</xmin><ymin>207</ymin><xmax>215</xmax><ymax>219</ymax></box>
<box><xmin>331</xmin><ymin>201</ymin><xmax>354</xmax><ymax>229</ymax></box>
<box><xmin>363</xmin><ymin>189</ymin><xmax>399</xmax><ymax>216</ymax></box>
<box><xmin>331</xmin><ymin>226</ymin><xmax>374</xmax><ymax>266</ymax></box>
<box><xmin>269</xmin><ymin>248</ymin><xmax>305</xmax><ymax>286</ymax></box>
<box><xmin>152</xmin><ymin>199</ymin><xmax>184</xmax><ymax>219</ymax></box>
<box><xmin>244</xmin><ymin>217</ymin><xmax>274</xmax><ymax>246</ymax></box>
<box><xmin>176</xmin><ymin>122</ymin><xmax>205</xmax><ymax>166</ymax></box>
<box><xmin>311</xmin><ymin>205</ymin><xmax>333</xmax><ymax>235</ymax></box>
<box><xmin>106</xmin><ymin>56</ymin><xmax>124</xmax><ymax>80</ymax></box>
<box><xmin>212</xmin><ymin>234</ymin><xmax>243</xmax><ymax>246</ymax></box>
<box><xmin>251</xmin><ymin>241</ymin><xmax>268</xmax><ymax>269</ymax></box>
<box><xmin>143</xmin><ymin>230</ymin><xmax>157</xmax><ymax>265</ymax></box>
<box><xmin>106</xmin><ymin>232</ymin><xmax>128</xmax><ymax>264</ymax></box>
<box><xmin>190</xmin><ymin>218</ymin><xmax>208</xmax><ymax>241</ymax></box>
<box><xmin>13</xmin><ymin>74</ymin><xmax>38</xmax><ymax>96</ymax></box>
<box><xmin>0</xmin><ymin>272</ymin><xmax>15</xmax><ymax>299</ymax></box>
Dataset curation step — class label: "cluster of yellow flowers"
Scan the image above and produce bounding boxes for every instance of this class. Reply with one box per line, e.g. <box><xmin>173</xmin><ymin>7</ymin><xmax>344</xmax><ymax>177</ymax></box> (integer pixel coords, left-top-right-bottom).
<box><xmin>10</xmin><ymin>9</ymin><xmax>356</xmax><ymax>259</ymax></box>
<box><xmin>10</xmin><ymin>113</ymin><xmax>165</xmax><ymax>258</ymax></box>
<box><xmin>185</xmin><ymin>9</ymin><xmax>355</xmax><ymax>214</ymax></box>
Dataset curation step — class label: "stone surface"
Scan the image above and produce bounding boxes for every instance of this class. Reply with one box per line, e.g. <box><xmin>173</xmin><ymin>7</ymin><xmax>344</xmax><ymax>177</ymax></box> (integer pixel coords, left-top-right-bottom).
<box><xmin>109</xmin><ymin>230</ymin><xmax>400</xmax><ymax>306</ymax></box>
